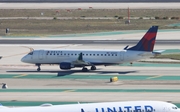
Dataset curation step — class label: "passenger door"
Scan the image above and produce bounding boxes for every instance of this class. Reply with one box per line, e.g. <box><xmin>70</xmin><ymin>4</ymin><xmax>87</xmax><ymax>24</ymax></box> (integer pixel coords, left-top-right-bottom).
<box><xmin>120</xmin><ymin>51</ymin><xmax>124</xmax><ymax>61</ymax></box>
<box><xmin>38</xmin><ymin>50</ymin><xmax>44</xmax><ymax>60</ymax></box>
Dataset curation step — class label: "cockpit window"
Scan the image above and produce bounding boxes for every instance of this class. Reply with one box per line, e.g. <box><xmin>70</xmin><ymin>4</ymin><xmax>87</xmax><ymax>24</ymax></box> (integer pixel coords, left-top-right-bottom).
<box><xmin>172</xmin><ymin>107</ymin><xmax>178</xmax><ymax>109</ymax></box>
<box><xmin>28</xmin><ymin>52</ymin><xmax>33</xmax><ymax>55</ymax></box>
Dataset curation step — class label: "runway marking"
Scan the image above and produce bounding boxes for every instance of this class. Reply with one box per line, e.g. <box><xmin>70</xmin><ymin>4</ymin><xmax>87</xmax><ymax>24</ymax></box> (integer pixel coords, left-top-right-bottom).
<box><xmin>14</xmin><ymin>74</ymin><xmax>28</xmax><ymax>78</ymax></box>
<box><xmin>51</xmin><ymin>44</ymin><xmax>82</xmax><ymax>49</ymax></box>
<box><xmin>63</xmin><ymin>89</ymin><xmax>75</xmax><ymax>92</ymax></box>
<box><xmin>146</xmin><ymin>75</ymin><xmax>162</xmax><ymax>79</ymax></box>
<box><xmin>2</xmin><ymin>52</ymin><xmax>28</xmax><ymax>58</ymax></box>
<box><xmin>2</xmin><ymin>46</ymin><xmax>33</xmax><ymax>58</ymax></box>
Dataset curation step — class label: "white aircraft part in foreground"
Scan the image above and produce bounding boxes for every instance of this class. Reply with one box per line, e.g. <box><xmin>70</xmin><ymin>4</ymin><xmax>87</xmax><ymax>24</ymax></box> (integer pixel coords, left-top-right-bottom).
<box><xmin>21</xmin><ymin>26</ymin><xmax>159</xmax><ymax>72</ymax></box>
<box><xmin>0</xmin><ymin>101</ymin><xmax>179</xmax><ymax>112</ymax></box>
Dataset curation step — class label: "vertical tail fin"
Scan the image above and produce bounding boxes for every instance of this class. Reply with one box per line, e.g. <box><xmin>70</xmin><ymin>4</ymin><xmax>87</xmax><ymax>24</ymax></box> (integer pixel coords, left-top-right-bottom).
<box><xmin>127</xmin><ymin>26</ymin><xmax>158</xmax><ymax>52</ymax></box>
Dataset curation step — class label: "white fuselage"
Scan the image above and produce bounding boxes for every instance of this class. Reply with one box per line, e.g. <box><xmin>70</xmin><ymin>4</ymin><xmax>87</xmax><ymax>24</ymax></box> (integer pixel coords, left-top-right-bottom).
<box><xmin>0</xmin><ymin>101</ymin><xmax>179</xmax><ymax>112</ymax></box>
<box><xmin>21</xmin><ymin>49</ymin><xmax>153</xmax><ymax>65</ymax></box>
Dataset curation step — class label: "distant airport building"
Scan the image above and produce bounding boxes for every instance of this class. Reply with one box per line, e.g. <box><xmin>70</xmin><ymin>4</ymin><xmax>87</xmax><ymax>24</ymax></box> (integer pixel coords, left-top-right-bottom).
<box><xmin>0</xmin><ymin>0</ymin><xmax>179</xmax><ymax>2</ymax></box>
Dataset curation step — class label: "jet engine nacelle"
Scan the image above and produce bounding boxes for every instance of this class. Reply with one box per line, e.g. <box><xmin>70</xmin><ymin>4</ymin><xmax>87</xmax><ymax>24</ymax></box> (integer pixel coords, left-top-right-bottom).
<box><xmin>60</xmin><ymin>62</ymin><xmax>72</xmax><ymax>69</ymax></box>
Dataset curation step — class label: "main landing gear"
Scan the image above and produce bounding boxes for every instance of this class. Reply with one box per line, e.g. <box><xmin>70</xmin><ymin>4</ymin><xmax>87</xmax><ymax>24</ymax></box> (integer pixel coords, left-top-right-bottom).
<box><xmin>82</xmin><ymin>67</ymin><xmax>88</xmax><ymax>72</ymax></box>
<box><xmin>82</xmin><ymin>66</ymin><xmax>96</xmax><ymax>72</ymax></box>
<box><xmin>90</xmin><ymin>65</ymin><xmax>96</xmax><ymax>70</ymax></box>
<box><xmin>36</xmin><ymin>64</ymin><xmax>41</xmax><ymax>71</ymax></box>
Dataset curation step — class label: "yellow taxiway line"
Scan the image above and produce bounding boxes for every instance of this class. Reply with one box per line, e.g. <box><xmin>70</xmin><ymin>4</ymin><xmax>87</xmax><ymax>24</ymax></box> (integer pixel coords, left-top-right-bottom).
<box><xmin>63</xmin><ymin>90</ymin><xmax>75</xmax><ymax>92</ymax></box>
<box><xmin>14</xmin><ymin>74</ymin><xmax>28</xmax><ymax>78</ymax></box>
<box><xmin>146</xmin><ymin>75</ymin><xmax>162</xmax><ymax>79</ymax></box>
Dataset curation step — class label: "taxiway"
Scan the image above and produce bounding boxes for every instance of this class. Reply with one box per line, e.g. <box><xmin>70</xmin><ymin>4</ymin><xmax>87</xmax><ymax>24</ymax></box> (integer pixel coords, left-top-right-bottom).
<box><xmin>0</xmin><ymin>29</ymin><xmax>180</xmax><ymax>106</ymax></box>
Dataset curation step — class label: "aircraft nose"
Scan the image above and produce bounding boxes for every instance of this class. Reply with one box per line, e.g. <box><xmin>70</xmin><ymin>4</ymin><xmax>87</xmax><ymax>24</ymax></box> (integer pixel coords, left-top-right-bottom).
<box><xmin>21</xmin><ymin>56</ymin><xmax>27</xmax><ymax>62</ymax></box>
<box><xmin>21</xmin><ymin>56</ymin><xmax>25</xmax><ymax>62</ymax></box>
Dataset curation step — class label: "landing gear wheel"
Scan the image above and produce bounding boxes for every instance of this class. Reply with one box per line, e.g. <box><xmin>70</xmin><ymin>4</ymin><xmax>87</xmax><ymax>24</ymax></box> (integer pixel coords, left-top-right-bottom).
<box><xmin>37</xmin><ymin>67</ymin><xmax>41</xmax><ymax>71</ymax></box>
<box><xmin>82</xmin><ymin>67</ymin><xmax>88</xmax><ymax>72</ymax></box>
<box><xmin>90</xmin><ymin>66</ymin><xmax>96</xmax><ymax>70</ymax></box>
<box><xmin>36</xmin><ymin>64</ymin><xmax>41</xmax><ymax>71</ymax></box>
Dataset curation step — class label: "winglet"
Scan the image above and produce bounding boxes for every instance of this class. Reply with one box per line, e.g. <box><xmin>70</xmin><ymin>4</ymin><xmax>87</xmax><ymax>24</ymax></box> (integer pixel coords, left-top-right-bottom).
<box><xmin>127</xmin><ymin>26</ymin><xmax>158</xmax><ymax>52</ymax></box>
<box><xmin>124</xmin><ymin>45</ymin><xmax>129</xmax><ymax>50</ymax></box>
<box><xmin>77</xmin><ymin>52</ymin><xmax>83</xmax><ymax>61</ymax></box>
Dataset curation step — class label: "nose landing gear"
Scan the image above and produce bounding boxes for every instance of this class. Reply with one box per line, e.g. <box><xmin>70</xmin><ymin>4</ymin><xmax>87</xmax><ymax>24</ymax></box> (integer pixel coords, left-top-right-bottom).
<box><xmin>36</xmin><ymin>64</ymin><xmax>41</xmax><ymax>71</ymax></box>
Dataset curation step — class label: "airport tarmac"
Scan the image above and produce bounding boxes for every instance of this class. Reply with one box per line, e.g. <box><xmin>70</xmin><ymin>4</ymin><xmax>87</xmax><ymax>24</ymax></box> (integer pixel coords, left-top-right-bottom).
<box><xmin>0</xmin><ymin>30</ymin><xmax>180</xmax><ymax>106</ymax></box>
<box><xmin>0</xmin><ymin>92</ymin><xmax>180</xmax><ymax>102</ymax></box>
<box><xmin>1</xmin><ymin>29</ymin><xmax>180</xmax><ymax>40</ymax></box>
<box><xmin>0</xmin><ymin>3</ymin><xmax>180</xmax><ymax>9</ymax></box>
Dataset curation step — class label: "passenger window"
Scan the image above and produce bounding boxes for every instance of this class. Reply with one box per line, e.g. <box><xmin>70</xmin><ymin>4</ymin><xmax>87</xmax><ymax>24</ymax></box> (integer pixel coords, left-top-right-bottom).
<box><xmin>86</xmin><ymin>54</ymin><xmax>88</xmax><ymax>56</ymax></box>
<box><xmin>90</xmin><ymin>54</ymin><xmax>91</xmax><ymax>56</ymax></box>
<box><xmin>97</xmin><ymin>54</ymin><xmax>99</xmax><ymax>56</ymax></box>
<box><xmin>104</xmin><ymin>54</ymin><xmax>106</xmax><ymax>56</ymax></box>
<box><xmin>93</xmin><ymin>54</ymin><xmax>95</xmax><ymax>56</ymax></box>
<box><xmin>101</xmin><ymin>54</ymin><xmax>103</xmax><ymax>56</ymax></box>
<box><xmin>71</xmin><ymin>54</ymin><xmax>73</xmax><ymax>55</ymax></box>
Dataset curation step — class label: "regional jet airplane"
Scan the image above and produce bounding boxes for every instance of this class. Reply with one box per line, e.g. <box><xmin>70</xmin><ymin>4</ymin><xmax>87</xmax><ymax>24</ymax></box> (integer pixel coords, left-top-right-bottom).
<box><xmin>0</xmin><ymin>101</ymin><xmax>179</xmax><ymax>112</ymax></box>
<box><xmin>21</xmin><ymin>26</ymin><xmax>159</xmax><ymax>72</ymax></box>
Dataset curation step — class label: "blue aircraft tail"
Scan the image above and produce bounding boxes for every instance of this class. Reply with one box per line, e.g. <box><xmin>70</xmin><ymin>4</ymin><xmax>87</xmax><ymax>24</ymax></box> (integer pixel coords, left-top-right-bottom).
<box><xmin>127</xmin><ymin>26</ymin><xmax>158</xmax><ymax>52</ymax></box>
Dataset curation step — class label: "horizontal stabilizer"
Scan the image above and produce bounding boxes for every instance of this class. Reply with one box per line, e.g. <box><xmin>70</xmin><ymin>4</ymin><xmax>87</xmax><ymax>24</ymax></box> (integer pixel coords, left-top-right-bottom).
<box><xmin>153</xmin><ymin>50</ymin><xmax>165</xmax><ymax>56</ymax></box>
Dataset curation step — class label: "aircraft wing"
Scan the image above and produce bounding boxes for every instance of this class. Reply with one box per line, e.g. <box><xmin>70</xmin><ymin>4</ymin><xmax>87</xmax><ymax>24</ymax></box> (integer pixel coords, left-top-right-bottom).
<box><xmin>72</xmin><ymin>60</ymin><xmax>91</xmax><ymax>66</ymax></box>
<box><xmin>71</xmin><ymin>52</ymin><xmax>92</xmax><ymax>66</ymax></box>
